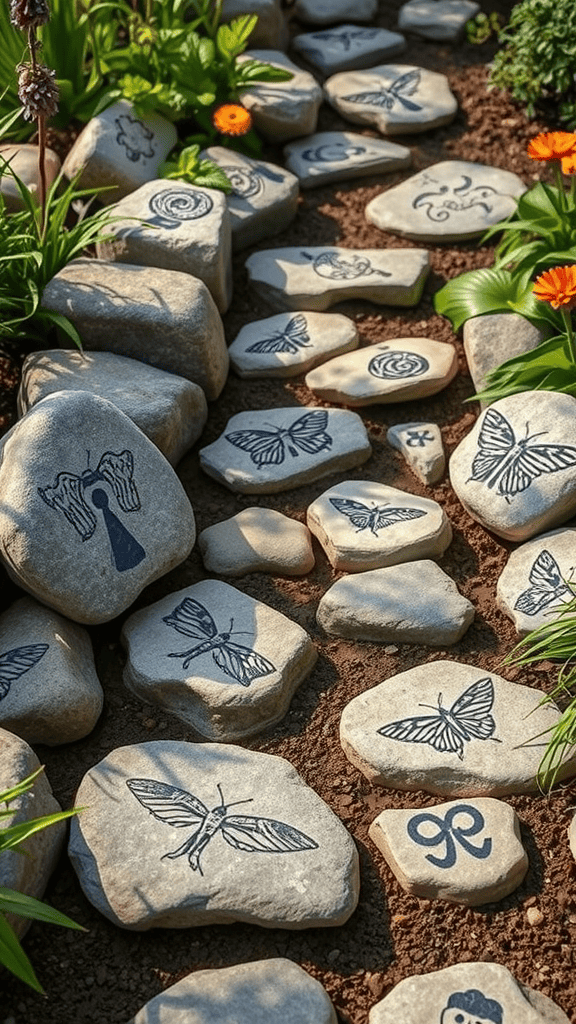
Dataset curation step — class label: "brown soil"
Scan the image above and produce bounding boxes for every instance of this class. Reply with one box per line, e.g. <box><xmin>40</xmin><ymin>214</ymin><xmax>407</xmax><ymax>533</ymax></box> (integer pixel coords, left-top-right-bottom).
<box><xmin>3</xmin><ymin>4</ymin><xmax>576</xmax><ymax>1022</ymax></box>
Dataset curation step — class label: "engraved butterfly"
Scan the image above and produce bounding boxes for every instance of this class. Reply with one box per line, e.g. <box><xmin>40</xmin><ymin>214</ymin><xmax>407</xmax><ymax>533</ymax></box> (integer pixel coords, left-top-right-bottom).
<box><xmin>225</xmin><ymin>409</ymin><xmax>332</xmax><ymax>468</ymax></box>
<box><xmin>126</xmin><ymin>778</ymin><xmax>318</xmax><ymax>875</ymax></box>
<box><xmin>514</xmin><ymin>549</ymin><xmax>576</xmax><ymax>616</ymax></box>
<box><xmin>245</xmin><ymin>314</ymin><xmax>312</xmax><ymax>354</ymax></box>
<box><xmin>467</xmin><ymin>409</ymin><xmax>576</xmax><ymax>502</ymax></box>
<box><xmin>377</xmin><ymin>677</ymin><xmax>500</xmax><ymax>761</ymax></box>
<box><xmin>0</xmin><ymin>644</ymin><xmax>49</xmax><ymax>701</ymax></box>
<box><xmin>162</xmin><ymin>597</ymin><xmax>275</xmax><ymax>685</ymax></box>
<box><xmin>344</xmin><ymin>69</ymin><xmax>422</xmax><ymax>111</ymax></box>
<box><xmin>329</xmin><ymin>497</ymin><xmax>426</xmax><ymax>535</ymax></box>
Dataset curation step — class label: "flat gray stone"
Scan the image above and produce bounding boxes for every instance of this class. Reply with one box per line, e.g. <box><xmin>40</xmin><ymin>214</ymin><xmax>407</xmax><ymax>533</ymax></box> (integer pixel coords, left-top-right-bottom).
<box><xmin>463</xmin><ymin>313</ymin><xmax>545</xmax><ymax>405</ymax></box>
<box><xmin>246</xmin><ymin>246</ymin><xmax>430</xmax><ymax>311</ymax></box>
<box><xmin>398</xmin><ymin>0</ymin><xmax>480</xmax><ymax>40</ymax></box>
<box><xmin>229</xmin><ymin>311</ymin><xmax>359</xmax><ymax>378</ymax></box>
<box><xmin>122</xmin><ymin>580</ymin><xmax>317</xmax><ymax>741</ymax></box>
<box><xmin>199</xmin><ymin>406</ymin><xmax>371</xmax><ymax>494</ymax></box>
<box><xmin>203</xmin><ymin>147</ymin><xmax>299</xmax><ymax>251</ymax></box>
<box><xmin>41</xmin><ymin>259</ymin><xmax>228</xmax><ymax>400</ymax></box>
<box><xmin>318</xmin><ymin>560</ymin><xmax>472</xmax><ymax>644</ymax></box>
<box><xmin>306</xmin><ymin>337</ymin><xmax>457</xmax><ymax>405</ymax></box>
<box><xmin>96</xmin><ymin>180</ymin><xmax>232</xmax><ymax>314</ymax></box>
<box><xmin>0</xmin><ymin>391</ymin><xmax>195</xmax><ymax>625</ymax></box>
<box><xmin>387</xmin><ymin>421</ymin><xmax>446</xmax><ymax>484</ymax></box>
<box><xmin>239</xmin><ymin>51</ymin><xmax>323</xmax><ymax>142</ymax></box>
<box><xmin>365</xmin><ymin>161</ymin><xmax>527</xmax><ymax>242</ymax></box>
<box><xmin>0</xmin><ymin>143</ymin><xmax>60</xmax><ymax>212</ymax></box>
<box><xmin>340</xmin><ymin>660</ymin><xmax>576</xmax><ymax>796</ymax></box>
<box><xmin>222</xmin><ymin>0</ymin><xmax>288</xmax><ymax>49</ymax></box>
<box><xmin>68</xmin><ymin>740</ymin><xmax>360</xmax><ymax>930</ymax></box>
<box><xmin>128</xmin><ymin>959</ymin><xmax>337</xmax><ymax>1024</ymax></box>
<box><xmin>369</xmin><ymin>797</ymin><xmax>528</xmax><ymax>905</ymax></box>
<box><xmin>284</xmin><ymin>131</ymin><xmax>412</xmax><ymax>189</ymax></box>
<box><xmin>18</xmin><ymin>349</ymin><xmax>207</xmax><ymax>467</ymax></box>
<box><xmin>0</xmin><ymin>597</ymin><xmax>103</xmax><ymax>746</ymax></box>
<box><xmin>294</xmin><ymin>0</ymin><xmax>377</xmax><ymax>25</ymax></box>
<box><xmin>199</xmin><ymin>508</ymin><xmax>315</xmax><ymax>576</ymax></box>
<box><xmin>324</xmin><ymin>65</ymin><xmax>457</xmax><ymax>135</ymax></box>
<box><xmin>496</xmin><ymin>527</ymin><xmax>576</xmax><ymax>636</ymax></box>
<box><xmin>307</xmin><ymin>481</ymin><xmax>452</xmax><ymax>571</ymax></box>
<box><xmin>449</xmin><ymin>391</ymin><xmax>576</xmax><ymax>541</ymax></box>
<box><xmin>62</xmin><ymin>100</ymin><xmax>177</xmax><ymax>203</ymax></box>
<box><xmin>293</xmin><ymin>26</ymin><xmax>406</xmax><ymax>77</ymax></box>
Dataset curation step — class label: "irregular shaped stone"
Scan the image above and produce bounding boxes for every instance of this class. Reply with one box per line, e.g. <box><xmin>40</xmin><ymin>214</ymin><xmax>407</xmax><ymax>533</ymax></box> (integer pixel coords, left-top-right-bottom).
<box><xmin>203</xmin><ymin>148</ymin><xmax>298</xmax><ymax>253</ymax></box>
<box><xmin>398</xmin><ymin>0</ymin><xmax>480</xmax><ymax>40</ymax></box>
<box><xmin>0</xmin><ymin>729</ymin><xmax>66</xmax><ymax>938</ymax></box>
<box><xmin>306</xmin><ymin>337</ymin><xmax>457</xmax><ymax>405</ymax></box>
<box><xmin>41</xmin><ymin>259</ymin><xmax>228</xmax><ymax>400</ymax></box>
<box><xmin>387</xmin><ymin>421</ymin><xmax>446</xmax><ymax>484</ymax></box>
<box><xmin>293</xmin><ymin>26</ymin><xmax>406</xmax><ymax>77</ymax></box>
<box><xmin>294</xmin><ymin>0</ymin><xmax>377</xmax><ymax>25</ymax></box>
<box><xmin>307</xmin><ymin>481</ymin><xmax>451</xmax><ymax>571</ymax></box>
<box><xmin>62</xmin><ymin>100</ymin><xmax>177</xmax><ymax>203</ymax></box>
<box><xmin>463</xmin><ymin>313</ymin><xmax>544</xmax><ymax>405</ymax></box>
<box><xmin>0</xmin><ymin>143</ymin><xmax>60</xmax><ymax>212</ymax></box>
<box><xmin>369</xmin><ymin>797</ymin><xmax>528</xmax><ymax>905</ymax></box>
<box><xmin>365</xmin><ymin>161</ymin><xmax>527</xmax><ymax>242</ymax></box>
<box><xmin>340</xmin><ymin>660</ymin><xmax>576</xmax><ymax>796</ymax></box>
<box><xmin>229</xmin><ymin>310</ymin><xmax>359</xmax><ymax>378</ymax></box>
<box><xmin>68</xmin><ymin>740</ymin><xmax>359</xmax><ymax>929</ymax></box>
<box><xmin>570</xmin><ymin>814</ymin><xmax>576</xmax><ymax>861</ymax></box>
<box><xmin>0</xmin><ymin>391</ymin><xmax>195</xmax><ymax>625</ymax></box>
<box><xmin>324</xmin><ymin>65</ymin><xmax>457</xmax><ymax>135</ymax></box>
<box><xmin>96</xmin><ymin>180</ymin><xmax>232</xmax><ymax>313</ymax></box>
<box><xmin>200</xmin><ymin>406</ymin><xmax>371</xmax><ymax>494</ymax></box>
<box><xmin>18</xmin><ymin>349</ymin><xmax>207</xmax><ymax>467</ymax></box>
<box><xmin>199</xmin><ymin>508</ymin><xmax>315</xmax><ymax>576</ymax></box>
<box><xmin>318</xmin><ymin>561</ymin><xmax>472</xmax><ymax>644</ymax></box>
<box><xmin>122</xmin><ymin>580</ymin><xmax>317</xmax><ymax>741</ymax></box>
<box><xmin>284</xmin><ymin>131</ymin><xmax>411</xmax><ymax>189</ymax></box>
<box><xmin>0</xmin><ymin>598</ymin><xmax>103</xmax><ymax>746</ymax></box>
<box><xmin>239</xmin><ymin>51</ymin><xmax>323</xmax><ymax>142</ymax></box>
<box><xmin>450</xmin><ymin>391</ymin><xmax>576</xmax><ymax>541</ymax></box>
<box><xmin>128</xmin><ymin>959</ymin><xmax>337</xmax><ymax>1024</ymax></box>
<box><xmin>496</xmin><ymin>527</ymin><xmax>576</xmax><ymax>636</ymax></box>
<box><xmin>222</xmin><ymin>0</ymin><xmax>288</xmax><ymax>50</ymax></box>
<box><xmin>246</xmin><ymin>246</ymin><xmax>429</xmax><ymax>311</ymax></box>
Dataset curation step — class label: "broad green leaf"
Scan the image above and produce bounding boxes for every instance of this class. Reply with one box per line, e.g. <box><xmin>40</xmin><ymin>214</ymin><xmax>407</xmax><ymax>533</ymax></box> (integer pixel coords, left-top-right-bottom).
<box><xmin>434</xmin><ymin>267</ymin><xmax>539</xmax><ymax>331</ymax></box>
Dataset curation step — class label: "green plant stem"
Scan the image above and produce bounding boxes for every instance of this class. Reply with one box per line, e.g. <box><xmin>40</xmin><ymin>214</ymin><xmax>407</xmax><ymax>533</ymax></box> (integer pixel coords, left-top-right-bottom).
<box><xmin>554</xmin><ymin>162</ymin><xmax>567</xmax><ymax>214</ymax></box>
<box><xmin>37</xmin><ymin>115</ymin><xmax>47</xmax><ymax>234</ymax></box>
<box><xmin>561</xmin><ymin>305</ymin><xmax>576</xmax><ymax>366</ymax></box>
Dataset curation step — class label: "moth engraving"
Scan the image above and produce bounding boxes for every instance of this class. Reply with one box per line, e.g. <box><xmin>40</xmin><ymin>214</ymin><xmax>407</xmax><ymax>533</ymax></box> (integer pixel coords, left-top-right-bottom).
<box><xmin>220</xmin><ymin>164</ymin><xmax>284</xmax><ymax>199</ymax></box>
<box><xmin>368</xmin><ymin>350</ymin><xmax>429</xmax><ymax>379</ymax></box>
<box><xmin>115</xmin><ymin>114</ymin><xmax>155</xmax><ymax>162</ymax></box>
<box><xmin>301</xmin><ymin>250</ymin><xmax>391</xmax><ymax>280</ymax></box>
<box><xmin>413</xmin><ymin>175</ymin><xmax>499</xmax><ymax>222</ymax></box>
<box><xmin>329</xmin><ymin>497</ymin><xmax>426</xmax><ymax>534</ymax></box>
<box><xmin>0</xmin><ymin>644</ymin><xmax>49</xmax><ymax>701</ymax></box>
<box><xmin>343</xmin><ymin>69</ymin><xmax>422</xmax><ymax>112</ymax></box>
<box><xmin>225</xmin><ymin>409</ymin><xmax>332</xmax><ymax>468</ymax></box>
<box><xmin>301</xmin><ymin>142</ymin><xmax>367</xmax><ymax>163</ymax></box>
<box><xmin>407</xmin><ymin>805</ymin><xmax>492</xmax><ymax>869</ymax></box>
<box><xmin>148</xmin><ymin>188</ymin><xmax>213</xmax><ymax>226</ymax></box>
<box><xmin>439</xmin><ymin>989</ymin><xmax>503</xmax><ymax>1024</ymax></box>
<box><xmin>405</xmin><ymin>428</ymin><xmax>434</xmax><ymax>446</ymax></box>
<box><xmin>514</xmin><ymin>549</ymin><xmax>576</xmax><ymax>616</ymax></box>
<box><xmin>245</xmin><ymin>314</ymin><xmax>312</xmax><ymax>354</ymax></box>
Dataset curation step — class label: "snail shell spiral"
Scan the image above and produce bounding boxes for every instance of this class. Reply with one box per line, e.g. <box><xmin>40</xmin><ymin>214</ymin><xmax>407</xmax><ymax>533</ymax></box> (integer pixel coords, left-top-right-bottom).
<box><xmin>221</xmin><ymin>166</ymin><xmax>262</xmax><ymax>199</ymax></box>
<box><xmin>368</xmin><ymin>350</ymin><xmax>429</xmax><ymax>379</ymax></box>
<box><xmin>148</xmin><ymin>188</ymin><xmax>213</xmax><ymax>221</ymax></box>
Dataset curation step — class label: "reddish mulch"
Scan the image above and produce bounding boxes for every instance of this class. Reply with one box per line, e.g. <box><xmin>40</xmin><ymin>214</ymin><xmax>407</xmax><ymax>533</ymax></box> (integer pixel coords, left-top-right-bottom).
<box><xmin>3</xmin><ymin>4</ymin><xmax>576</xmax><ymax>1023</ymax></box>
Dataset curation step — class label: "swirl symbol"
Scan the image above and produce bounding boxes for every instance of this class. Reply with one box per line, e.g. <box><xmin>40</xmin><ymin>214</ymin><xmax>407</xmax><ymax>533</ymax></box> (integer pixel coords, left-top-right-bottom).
<box><xmin>220</xmin><ymin>166</ymin><xmax>262</xmax><ymax>199</ymax></box>
<box><xmin>148</xmin><ymin>188</ymin><xmax>213</xmax><ymax>222</ymax></box>
<box><xmin>368</xmin><ymin>350</ymin><xmax>429</xmax><ymax>380</ymax></box>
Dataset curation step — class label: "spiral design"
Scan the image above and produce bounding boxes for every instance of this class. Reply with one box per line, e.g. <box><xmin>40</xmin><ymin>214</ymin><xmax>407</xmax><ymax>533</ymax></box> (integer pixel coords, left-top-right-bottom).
<box><xmin>368</xmin><ymin>350</ymin><xmax>429</xmax><ymax>380</ymax></box>
<box><xmin>148</xmin><ymin>188</ymin><xmax>213</xmax><ymax>221</ymax></box>
<box><xmin>221</xmin><ymin>166</ymin><xmax>262</xmax><ymax>198</ymax></box>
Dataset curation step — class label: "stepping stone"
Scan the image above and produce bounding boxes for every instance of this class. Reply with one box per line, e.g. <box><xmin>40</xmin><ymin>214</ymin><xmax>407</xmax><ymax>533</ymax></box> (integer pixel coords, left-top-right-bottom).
<box><xmin>324</xmin><ymin>65</ymin><xmax>457</xmax><ymax>135</ymax></box>
<box><xmin>0</xmin><ymin>729</ymin><xmax>66</xmax><ymax>939</ymax></box>
<box><xmin>318</xmin><ymin>560</ymin><xmax>472</xmax><ymax>643</ymax></box>
<box><xmin>368</xmin><ymin>962</ymin><xmax>571</xmax><ymax>1024</ymax></box>
<box><xmin>18</xmin><ymin>349</ymin><xmax>207</xmax><ymax>467</ymax></box>
<box><xmin>0</xmin><ymin>597</ymin><xmax>103</xmax><ymax>746</ymax></box>
<box><xmin>496</xmin><ymin>527</ymin><xmax>576</xmax><ymax>636</ymax></box>
<box><xmin>450</xmin><ymin>391</ymin><xmax>576</xmax><ymax>542</ymax></box>
<box><xmin>0</xmin><ymin>391</ymin><xmax>195</xmax><ymax>625</ymax></box>
<box><xmin>246</xmin><ymin>246</ymin><xmax>430</xmax><ymax>311</ymax></box>
<box><xmin>122</xmin><ymin>580</ymin><xmax>317</xmax><ymax>741</ymax></box>
<box><xmin>307</xmin><ymin>481</ymin><xmax>452</xmax><ymax>571</ymax></box>
<box><xmin>62</xmin><ymin>100</ymin><xmax>177</xmax><ymax>203</ymax></box>
<box><xmin>199</xmin><ymin>508</ymin><xmax>315</xmax><ymax>576</ymax></box>
<box><xmin>294</xmin><ymin>0</ymin><xmax>377</xmax><ymax>25</ymax></box>
<box><xmin>95</xmin><ymin>180</ymin><xmax>232</xmax><ymax>314</ymax></box>
<box><xmin>340</xmin><ymin>660</ymin><xmax>576</xmax><ymax>796</ymax></box>
<box><xmin>369</xmin><ymin>797</ymin><xmax>528</xmax><ymax>906</ymax></box>
<box><xmin>41</xmin><ymin>259</ymin><xmax>228</xmax><ymax>400</ymax></box>
<box><xmin>292</xmin><ymin>26</ymin><xmax>406</xmax><ymax>77</ymax></box>
<box><xmin>284</xmin><ymin>131</ymin><xmax>412</xmax><ymax>189</ymax></box>
<box><xmin>229</xmin><ymin>310</ymin><xmax>359</xmax><ymax>378</ymax></box>
<box><xmin>202</xmin><ymin>146</ymin><xmax>298</xmax><ymax>251</ymax></box>
<box><xmin>239</xmin><ymin>50</ymin><xmax>323</xmax><ymax>142</ymax></box>
<box><xmin>128</xmin><ymin>959</ymin><xmax>337</xmax><ymax>1024</ymax></box>
<box><xmin>0</xmin><ymin>143</ymin><xmax>60</xmax><ymax>212</ymax></box>
<box><xmin>387</xmin><ymin>421</ymin><xmax>446</xmax><ymax>484</ymax></box>
<box><xmin>222</xmin><ymin>0</ymin><xmax>288</xmax><ymax>50</ymax></box>
<box><xmin>365</xmin><ymin>161</ymin><xmax>527</xmax><ymax>242</ymax></box>
<box><xmin>306</xmin><ymin>337</ymin><xmax>457</xmax><ymax>405</ymax></box>
<box><xmin>398</xmin><ymin>0</ymin><xmax>480</xmax><ymax>41</ymax></box>
<box><xmin>570</xmin><ymin>814</ymin><xmax>576</xmax><ymax>862</ymax></box>
<box><xmin>68</xmin><ymin>740</ymin><xmax>360</xmax><ymax>929</ymax></box>
<box><xmin>199</xmin><ymin>406</ymin><xmax>371</xmax><ymax>494</ymax></box>
<box><xmin>463</xmin><ymin>313</ymin><xmax>544</xmax><ymax>405</ymax></box>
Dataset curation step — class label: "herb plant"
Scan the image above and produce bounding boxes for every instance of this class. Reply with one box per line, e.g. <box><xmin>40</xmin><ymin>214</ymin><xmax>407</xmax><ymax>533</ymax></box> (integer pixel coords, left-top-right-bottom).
<box><xmin>159</xmin><ymin>143</ymin><xmax>232</xmax><ymax>191</ymax></box>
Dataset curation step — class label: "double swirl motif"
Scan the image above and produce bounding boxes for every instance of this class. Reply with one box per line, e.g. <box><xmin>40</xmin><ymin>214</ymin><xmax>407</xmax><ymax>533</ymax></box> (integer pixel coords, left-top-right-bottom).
<box><xmin>148</xmin><ymin>188</ymin><xmax>213</xmax><ymax>221</ymax></box>
<box><xmin>368</xmin><ymin>350</ymin><xmax>429</xmax><ymax>380</ymax></box>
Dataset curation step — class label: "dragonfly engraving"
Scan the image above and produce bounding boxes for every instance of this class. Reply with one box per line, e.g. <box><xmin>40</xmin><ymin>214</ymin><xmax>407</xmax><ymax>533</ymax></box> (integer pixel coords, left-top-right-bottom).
<box><xmin>0</xmin><ymin>644</ymin><xmax>49</xmax><ymax>701</ymax></box>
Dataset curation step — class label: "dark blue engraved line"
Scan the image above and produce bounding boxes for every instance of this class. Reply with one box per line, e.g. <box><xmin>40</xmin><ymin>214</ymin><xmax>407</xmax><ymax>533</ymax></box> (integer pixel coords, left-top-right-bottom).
<box><xmin>407</xmin><ymin>805</ymin><xmax>492</xmax><ymax>868</ymax></box>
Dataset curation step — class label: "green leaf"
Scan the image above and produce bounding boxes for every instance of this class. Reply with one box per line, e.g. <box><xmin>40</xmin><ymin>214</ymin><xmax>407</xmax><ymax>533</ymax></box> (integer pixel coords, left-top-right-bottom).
<box><xmin>434</xmin><ymin>267</ymin><xmax>542</xmax><ymax>331</ymax></box>
<box><xmin>0</xmin><ymin>888</ymin><xmax>85</xmax><ymax>930</ymax></box>
<box><xmin>0</xmin><ymin>808</ymin><xmax>80</xmax><ymax>854</ymax></box>
<box><xmin>217</xmin><ymin>15</ymin><xmax>257</xmax><ymax>58</ymax></box>
<box><xmin>0</xmin><ymin>914</ymin><xmax>42</xmax><ymax>992</ymax></box>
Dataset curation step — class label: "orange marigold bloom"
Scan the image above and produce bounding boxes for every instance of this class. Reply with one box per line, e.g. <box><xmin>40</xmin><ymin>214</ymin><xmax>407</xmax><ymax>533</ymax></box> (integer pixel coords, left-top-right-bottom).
<box><xmin>212</xmin><ymin>103</ymin><xmax>252</xmax><ymax>137</ymax></box>
<box><xmin>527</xmin><ymin>131</ymin><xmax>576</xmax><ymax>162</ymax></box>
<box><xmin>533</xmin><ymin>265</ymin><xmax>576</xmax><ymax>309</ymax></box>
<box><xmin>561</xmin><ymin>152</ymin><xmax>576</xmax><ymax>175</ymax></box>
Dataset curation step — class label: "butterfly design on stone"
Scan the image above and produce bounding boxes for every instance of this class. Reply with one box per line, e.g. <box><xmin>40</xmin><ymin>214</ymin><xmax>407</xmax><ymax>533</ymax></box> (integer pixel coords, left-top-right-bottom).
<box><xmin>126</xmin><ymin>779</ymin><xmax>319</xmax><ymax>875</ymax></box>
<box><xmin>162</xmin><ymin>597</ymin><xmax>275</xmax><ymax>684</ymax></box>
<box><xmin>245</xmin><ymin>314</ymin><xmax>312</xmax><ymax>354</ymax></box>
<box><xmin>225</xmin><ymin>410</ymin><xmax>332</xmax><ymax>468</ymax></box>
<box><xmin>329</xmin><ymin>497</ymin><xmax>426</xmax><ymax>535</ymax></box>
<box><xmin>514</xmin><ymin>549</ymin><xmax>576</xmax><ymax>616</ymax></box>
<box><xmin>344</xmin><ymin>69</ymin><xmax>422</xmax><ymax>111</ymax></box>
<box><xmin>467</xmin><ymin>409</ymin><xmax>576</xmax><ymax>502</ymax></box>
<box><xmin>0</xmin><ymin>644</ymin><xmax>49</xmax><ymax>701</ymax></box>
<box><xmin>312</xmin><ymin>28</ymin><xmax>378</xmax><ymax>50</ymax></box>
<box><xmin>377</xmin><ymin>677</ymin><xmax>500</xmax><ymax>761</ymax></box>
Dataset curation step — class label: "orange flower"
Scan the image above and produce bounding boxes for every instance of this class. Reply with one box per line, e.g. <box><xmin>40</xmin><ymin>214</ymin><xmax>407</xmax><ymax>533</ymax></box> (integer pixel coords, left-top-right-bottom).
<box><xmin>561</xmin><ymin>152</ymin><xmax>576</xmax><ymax>175</ymax></box>
<box><xmin>212</xmin><ymin>103</ymin><xmax>252</xmax><ymax>137</ymax></box>
<box><xmin>527</xmin><ymin>131</ymin><xmax>576</xmax><ymax>162</ymax></box>
<box><xmin>533</xmin><ymin>265</ymin><xmax>576</xmax><ymax>309</ymax></box>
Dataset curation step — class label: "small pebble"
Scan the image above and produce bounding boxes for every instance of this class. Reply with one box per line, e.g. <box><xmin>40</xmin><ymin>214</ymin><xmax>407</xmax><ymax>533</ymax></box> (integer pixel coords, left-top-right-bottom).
<box><xmin>526</xmin><ymin>906</ymin><xmax>544</xmax><ymax>926</ymax></box>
